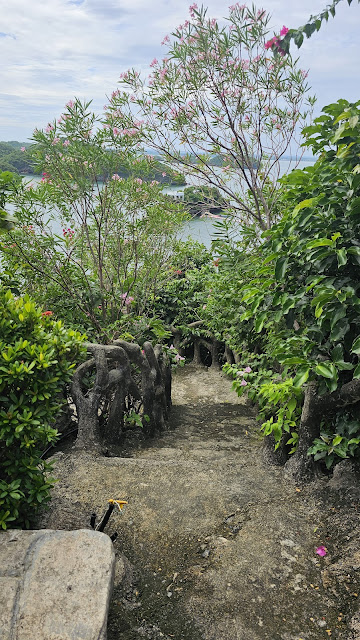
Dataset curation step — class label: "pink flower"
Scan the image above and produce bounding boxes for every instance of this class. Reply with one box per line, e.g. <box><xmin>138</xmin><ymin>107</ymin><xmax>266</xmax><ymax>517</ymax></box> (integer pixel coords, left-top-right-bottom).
<box><xmin>162</xmin><ymin>172</ymin><xmax>167</xmax><ymax>177</ymax></box>
<box><xmin>63</xmin><ymin>140</ymin><xmax>70</xmax><ymax>147</ymax></box>
<box><xmin>316</xmin><ymin>546</ymin><xmax>327</xmax><ymax>557</ymax></box>
<box><xmin>244</xmin><ymin>366</ymin><xmax>252</xmax><ymax>373</ymax></box>
<box><xmin>265</xmin><ymin>36</ymin><xmax>279</xmax><ymax>50</ymax></box>
<box><xmin>112</xmin><ymin>174</ymin><xmax>121</xmax><ymax>181</ymax></box>
<box><xmin>240</xmin><ymin>380</ymin><xmax>247</xmax><ymax>387</ymax></box>
<box><xmin>66</xmin><ymin>100</ymin><xmax>74</xmax><ymax>108</ymax></box>
<box><xmin>150</xmin><ymin>58</ymin><xmax>158</xmax><ymax>67</ymax></box>
<box><xmin>20</xmin><ymin>146</ymin><xmax>25</xmax><ymax>152</ymax></box>
<box><xmin>125</xmin><ymin>296</ymin><xmax>134</xmax><ymax>305</ymax></box>
<box><xmin>279</xmin><ymin>25</ymin><xmax>289</xmax><ymax>37</ymax></box>
<box><xmin>161</xmin><ymin>35</ymin><xmax>170</xmax><ymax>45</ymax></box>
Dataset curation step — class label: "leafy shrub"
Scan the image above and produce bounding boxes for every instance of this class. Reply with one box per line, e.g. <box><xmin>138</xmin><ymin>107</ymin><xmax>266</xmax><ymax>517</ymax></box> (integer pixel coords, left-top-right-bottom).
<box><xmin>0</xmin><ymin>289</ymin><xmax>85</xmax><ymax>528</ymax></box>
<box><xmin>308</xmin><ymin>411</ymin><xmax>360</xmax><ymax>469</ymax></box>
<box><xmin>213</xmin><ymin>101</ymin><xmax>360</xmax><ymax>468</ymax></box>
<box><xmin>224</xmin><ymin>360</ymin><xmax>303</xmax><ymax>452</ymax></box>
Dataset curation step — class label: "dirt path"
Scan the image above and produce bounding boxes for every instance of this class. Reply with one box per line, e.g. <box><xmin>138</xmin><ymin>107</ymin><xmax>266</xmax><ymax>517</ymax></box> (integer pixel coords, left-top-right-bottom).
<box><xmin>39</xmin><ymin>366</ymin><xmax>360</xmax><ymax>640</ymax></box>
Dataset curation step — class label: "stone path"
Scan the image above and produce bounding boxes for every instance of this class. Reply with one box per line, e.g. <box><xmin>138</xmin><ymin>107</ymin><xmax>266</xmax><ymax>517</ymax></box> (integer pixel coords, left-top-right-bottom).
<box><xmin>37</xmin><ymin>366</ymin><xmax>360</xmax><ymax>640</ymax></box>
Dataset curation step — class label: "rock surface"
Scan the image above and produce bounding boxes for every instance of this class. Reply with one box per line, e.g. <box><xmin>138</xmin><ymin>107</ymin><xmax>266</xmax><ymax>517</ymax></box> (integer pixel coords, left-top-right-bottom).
<box><xmin>38</xmin><ymin>366</ymin><xmax>360</xmax><ymax>639</ymax></box>
<box><xmin>0</xmin><ymin>529</ymin><xmax>115</xmax><ymax>640</ymax></box>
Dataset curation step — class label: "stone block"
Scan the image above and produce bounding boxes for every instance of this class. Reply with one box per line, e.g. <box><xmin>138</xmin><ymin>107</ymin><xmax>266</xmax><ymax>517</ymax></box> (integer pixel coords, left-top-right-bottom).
<box><xmin>0</xmin><ymin>529</ymin><xmax>115</xmax><ymax>640</ymax></box>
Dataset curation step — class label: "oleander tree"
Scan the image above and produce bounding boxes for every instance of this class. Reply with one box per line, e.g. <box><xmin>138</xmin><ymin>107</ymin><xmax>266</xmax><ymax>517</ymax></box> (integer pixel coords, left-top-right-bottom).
<box><xmin>1</xmin><ymin>99</ymin><xmax>186</xmax><ymax>341</ymax></box>
<box><xmin>105</xmin><ymin>3</ymin><xmax>314</xmax><ymax>232</ymax></box>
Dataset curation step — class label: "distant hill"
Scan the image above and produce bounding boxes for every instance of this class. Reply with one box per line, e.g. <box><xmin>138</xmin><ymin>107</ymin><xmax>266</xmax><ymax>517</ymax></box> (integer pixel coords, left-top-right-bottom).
<box><xmin>0</xmin><ymin>142</ymin><xmax>186</xmax><ymax>185</ymax></box>
<box><xmin>0</xmin><ymin>141</ymin><xmax>35</xmax><ymax>174</ymax></box>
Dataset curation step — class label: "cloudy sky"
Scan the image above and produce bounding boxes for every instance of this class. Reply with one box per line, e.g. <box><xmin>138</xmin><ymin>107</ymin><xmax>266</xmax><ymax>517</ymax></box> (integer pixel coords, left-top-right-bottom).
<box><xmin>1</xmin><ymin>0</ymin><xmax>359</xmax><ymax>142</ymax></box>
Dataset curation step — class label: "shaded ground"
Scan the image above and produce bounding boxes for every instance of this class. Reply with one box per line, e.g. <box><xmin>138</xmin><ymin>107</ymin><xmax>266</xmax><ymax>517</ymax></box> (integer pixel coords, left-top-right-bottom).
<box><xmin>38</xmin><ymin>365</ymin><xmax>360</xmax><ymax>639</ymax></box>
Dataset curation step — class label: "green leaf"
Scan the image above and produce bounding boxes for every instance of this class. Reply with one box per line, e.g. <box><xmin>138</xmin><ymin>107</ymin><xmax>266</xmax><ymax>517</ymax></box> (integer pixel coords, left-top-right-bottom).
<box><xmin>293</xmin><ymin>365</ymin><xmax>310</xmax><ymax>388</ymax></box>
<box><xmin>353</xmin><ymin>362</ymin><xmax>360</xmax><ymax>379</ymax></box>
<box><xmin>336</xmin><ymin>248</ymin><xmax>347</xmax><ymax>267</ymax></box>
<box><xmin>274</xmin><ymin>256</ymin><xmax>288</xmax><ymax>281</ymax></box>
<box><xmin>254</xmin><ymin>312</ymin><xmax>267</xmax><ymax>333</ymax></box>
<box><xmin>330</xmin><ymin>319</ymin><xmax>349</xmax><ymax>343</ymax></box>
<box><xmin>348</xmin><ymin>246</ymin><xmax>360</xmax><ymax>256</ymax></box>
<box><xmin>307</xmin><ymin>238</ymin><xmax>333</xmax><ymax>249</ymax></box>
<box><xmin>279</xmin><ymin>356</ymin><xmax>307</xmax><ymax>365</ymax></box>
<box><xmin>331</xmin><ymin>123</ymin><xmax>347</xmax><ymax>144</ymax></box>
<box><xmin>315</xmin><ymin>362</ymin><xmax>337</xmax><ymax>379</ymax></box>
<box><xmin>336</xmin><ymin>361</ymin><xmax>354</xmax><ymax>371</ymax></box>
<box><xmin>294</xmin><ymin>31</ymin><xmax>304</xmax><ymax>48</ymax></box>
<box><xmin>331</xmin><ymin>344</ymin><xmax>344</xmax><ymax>363</ymax></box>
<box><xmin>287</xmin><ymin>397</ymin><xmax>297</xmax><ymax>416</ymax></box>
<box><xmin>330</xmin><ymin>306</ymin><xmax>346</xmax><ymax>330</ymax></box>
<box><xmin>293</xmin><ymin>197</ymin><xmax>317</xmax><ymax>214</ymax></box>
<box><xmin>351</xmin><ymin>336</ymin><xmax>360</xmax><ymax>354</ymax></box>
<box><xmin>349</xmin><ymin>115</ymin><xmax>359</xmax><ymax>129</ymax></box>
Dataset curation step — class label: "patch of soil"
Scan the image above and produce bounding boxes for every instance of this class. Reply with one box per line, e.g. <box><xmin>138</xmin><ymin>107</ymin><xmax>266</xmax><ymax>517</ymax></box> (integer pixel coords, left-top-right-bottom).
<box><xmin>37</xmin><ymin>366</ymin><xmax>360</xmax><ymax>639</ymax></box>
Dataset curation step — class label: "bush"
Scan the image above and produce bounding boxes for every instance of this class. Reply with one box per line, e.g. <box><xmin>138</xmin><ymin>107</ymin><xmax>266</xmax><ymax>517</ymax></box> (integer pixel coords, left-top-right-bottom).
<box><xmin>0</xmin><ymin>289</ymin><xmax>85</xmax><ymax>528</ymax></box>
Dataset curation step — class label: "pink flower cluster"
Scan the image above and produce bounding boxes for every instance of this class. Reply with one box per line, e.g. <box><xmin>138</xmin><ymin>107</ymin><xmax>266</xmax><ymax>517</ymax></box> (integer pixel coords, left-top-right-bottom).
<box><xmin>121</xmin><ymin>293</ymin><xmax>134</xmax><ymax>306</ymax></box>
<box><xmin>229</xmin><ymin>3</ymin><xmax>246</xmax><ymax>12</ymax></box>
<box><xmin>189</xmin><ymin>3</ymin><xmax>198</xmax><ymax>18</ymax></box>
<box><xmin>113</xmin><ymin>127</ymin><xmax>138</xmax><ymax>137</ymax></box>
<box><xmin>265</xmin><ymin>26</ymin><xmax>289</xmax><ymax>56</ymax></box>
<box><xmin>63</xmin><ymin>228</ymin><xmax>75</xmax><ymax>239</ymax></box>
<box><xmin>236</xmin><ymin>366</ymin><xmax>252</xmax><ymax>386</ymax></box>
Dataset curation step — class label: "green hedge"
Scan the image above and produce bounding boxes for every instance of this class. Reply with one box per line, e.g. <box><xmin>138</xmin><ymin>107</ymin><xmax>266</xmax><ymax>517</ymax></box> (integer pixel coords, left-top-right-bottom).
<box><xmin>0</xmin><ymin>289</ymin><xmax>85</xmax><ymax>528</ymax></box>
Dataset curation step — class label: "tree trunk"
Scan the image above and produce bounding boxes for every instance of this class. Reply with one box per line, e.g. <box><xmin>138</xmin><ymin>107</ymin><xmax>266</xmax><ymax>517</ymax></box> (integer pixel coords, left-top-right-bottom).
<box><xmin>225</xmin><ymin>345</ymin><xmax>235</xmax><ymax>364</ymax></box>
<box><xmin>71</xmin><ymin>353</ymin><xmax>108</xmax><ymax>452</ymax></box>
<box><xmin>210</xmin><ymin>339</ymin><xmax>222</xmax><ymax>370</ymax></box>
<box><xmin>262</xmin><ymin>433</ymin><xmax>289</xmax><ymax>466</ymax></box>
<box><xmin>192</xmin><ymin>338</ymin><xmax>203</xmax><ymax>365</ymax></box>
<box><xmin>284</xmin><ymin>382</ymin><xmax>319</xmax><ymax>482</ymax></box>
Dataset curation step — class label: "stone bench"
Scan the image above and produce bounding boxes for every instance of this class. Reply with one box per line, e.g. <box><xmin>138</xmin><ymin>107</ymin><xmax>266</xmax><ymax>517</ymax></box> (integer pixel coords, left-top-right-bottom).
<box><xmin>0</xmin><ymin>529</ymin><xmax>115</xmax><ymax>640</ymax></box>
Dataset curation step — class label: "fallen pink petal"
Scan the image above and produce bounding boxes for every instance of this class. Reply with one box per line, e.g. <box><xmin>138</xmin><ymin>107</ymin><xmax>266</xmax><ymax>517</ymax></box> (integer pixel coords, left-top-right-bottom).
<box><xmin>316</xmin><ymin>546</ymin><xmax>327</xmax><ymax>557</ymax></box>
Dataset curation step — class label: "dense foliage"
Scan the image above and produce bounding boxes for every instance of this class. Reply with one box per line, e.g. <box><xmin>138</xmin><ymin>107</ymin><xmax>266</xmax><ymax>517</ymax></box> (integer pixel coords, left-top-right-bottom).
<box><xmin>206</xmin><ymin>100</ymin><xmax>360</xmax><ymax>467</ymax></box>
<box><xmin>0</xmin><ymin>289</ymin><xmax>85</xmax><ymax>528</ymax></box>
<box><xmin>1</xmin><ymin>99</ymin><xmax>187</xmax><ymax>342</ymax></box>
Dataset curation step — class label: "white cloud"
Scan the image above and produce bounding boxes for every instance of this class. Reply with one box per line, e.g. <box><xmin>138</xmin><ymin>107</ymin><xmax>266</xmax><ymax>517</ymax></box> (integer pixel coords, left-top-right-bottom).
<box><xmin>1</xmin><ymin>0</ymin><xmax>360</xmax><ymax>140</ymax></box>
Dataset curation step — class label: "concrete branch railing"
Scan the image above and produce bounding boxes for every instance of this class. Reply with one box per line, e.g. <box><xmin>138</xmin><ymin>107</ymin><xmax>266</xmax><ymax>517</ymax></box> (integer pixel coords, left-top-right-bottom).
<box><xmin>71</xmin><ymin>340</ymin><xmax>171</xmax><ymax>453</ymax></box>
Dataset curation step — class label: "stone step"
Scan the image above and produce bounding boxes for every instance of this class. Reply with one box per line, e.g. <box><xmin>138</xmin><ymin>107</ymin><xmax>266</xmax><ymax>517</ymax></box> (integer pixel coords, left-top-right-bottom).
<box><xmin>0</xmin><ymin>529</ymin><xmax>115</xmax><ymax>640</ymax></box>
